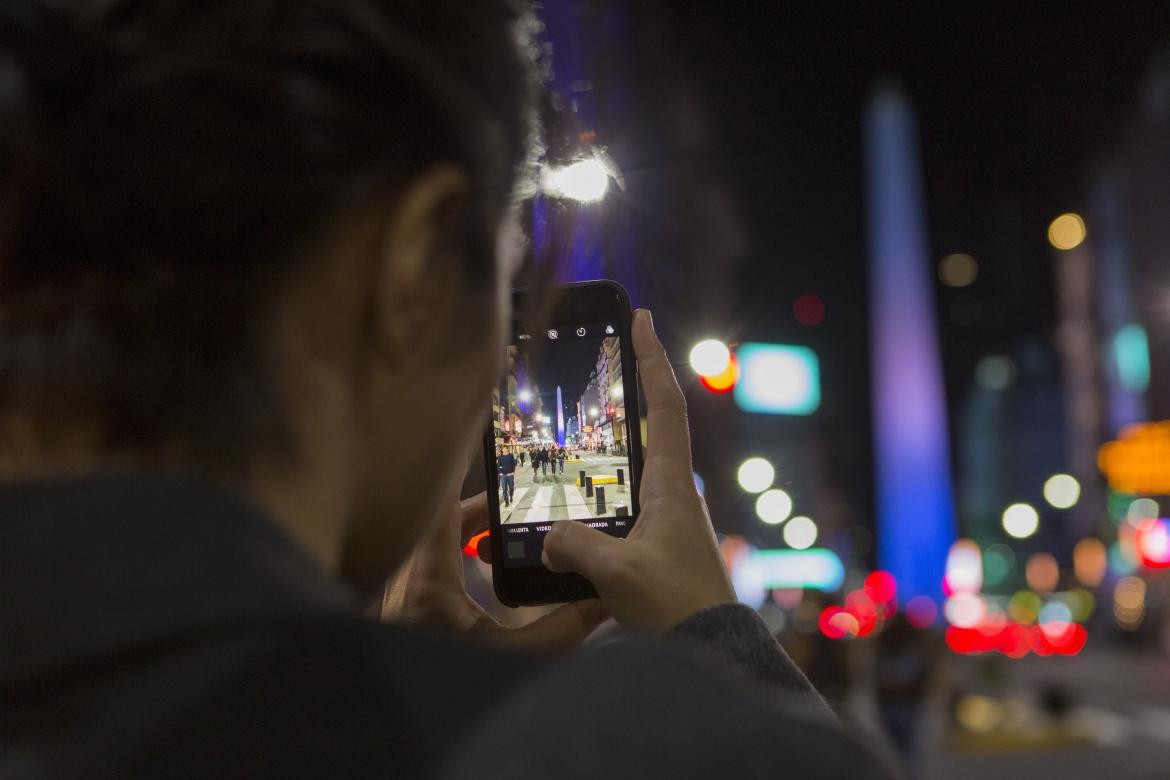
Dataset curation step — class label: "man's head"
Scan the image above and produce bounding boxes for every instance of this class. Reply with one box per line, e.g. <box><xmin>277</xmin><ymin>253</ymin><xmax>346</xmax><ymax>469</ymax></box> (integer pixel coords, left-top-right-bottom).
<box><xmin>0</xmin><ymin>0</ymin><xmax>542</xmax><ymax>591</ymax></box>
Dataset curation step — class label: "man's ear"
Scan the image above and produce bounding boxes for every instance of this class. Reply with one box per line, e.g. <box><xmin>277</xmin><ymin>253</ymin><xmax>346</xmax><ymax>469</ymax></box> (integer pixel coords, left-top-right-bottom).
<box><xmin>373</xmin><ymin>164</ymin><xmax>470</xmax><ymax>363</ymax></box>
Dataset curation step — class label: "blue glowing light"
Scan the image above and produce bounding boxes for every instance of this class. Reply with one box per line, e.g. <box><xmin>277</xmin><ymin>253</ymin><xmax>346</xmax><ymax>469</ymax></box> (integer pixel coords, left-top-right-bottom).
<box><xmin>732</xmin><ymin>343</ymin><xmax>820</xmax><ymax>416</ymax></box>
<box><xmin>556</xmin><ymin>386</ymin><xmax>566</xmax><ymax>447</ymax></box>
<box><xmin>865</xmin><ymin>82</ymin><xmax>957</xmax><ymax>605</ymax></box>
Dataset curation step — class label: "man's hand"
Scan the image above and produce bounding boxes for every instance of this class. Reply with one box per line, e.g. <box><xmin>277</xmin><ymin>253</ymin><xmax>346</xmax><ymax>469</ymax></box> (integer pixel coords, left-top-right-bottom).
<box><xmin>541</xmin><ymin>309</ymin><xmax>738</xmax><ymax>633</ymax></box>
<box><xmin>382</xmin><ymin>489</ymin><xmax>607</xmax><ymax>649</ymax></box>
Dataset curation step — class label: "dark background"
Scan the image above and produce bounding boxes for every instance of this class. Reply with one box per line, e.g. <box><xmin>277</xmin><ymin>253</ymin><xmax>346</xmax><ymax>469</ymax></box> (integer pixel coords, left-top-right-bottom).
<box><xmin>589</xmin><ymin>2</ymin><xmax>1170</xmax><ymax>546</ymax></box>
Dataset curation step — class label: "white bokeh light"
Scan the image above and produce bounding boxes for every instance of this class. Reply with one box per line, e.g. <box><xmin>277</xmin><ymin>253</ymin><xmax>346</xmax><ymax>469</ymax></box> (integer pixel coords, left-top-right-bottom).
<box><xmin>1043</xmin><ymin>474</ymin><xmax>1080</xmax><ymax>509</ymax></box>
<box><xmin>689</xmin><ymin>340</ymin><xmax>732</xmax><ymax>377</ymax></box>
<box><xmin>783</xmin><ymin>516</ymin><xmax>817</xmax><ymax>549</ymax></box>
<box><xmin>756</xmin><ymin>489</ymin><xmax>793</xmax><ymax>525</ymax></box>
<box><xmin>737</xmin><ymin>458</ymin><xmax>775</xmax><ymax>493</ymax></box>
<box><xmin>1002</xmin><ymin>503</ymin><xmax>1040</xmax><ymax>539</ymax></box>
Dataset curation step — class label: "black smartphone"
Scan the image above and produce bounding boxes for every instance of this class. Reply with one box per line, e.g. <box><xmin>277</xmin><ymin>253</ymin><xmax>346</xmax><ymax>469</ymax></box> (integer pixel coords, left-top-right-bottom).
<box><xmin>482</xmin><ymin>280</ymin><xmax>643</xmax><ymax>606</ymax></box>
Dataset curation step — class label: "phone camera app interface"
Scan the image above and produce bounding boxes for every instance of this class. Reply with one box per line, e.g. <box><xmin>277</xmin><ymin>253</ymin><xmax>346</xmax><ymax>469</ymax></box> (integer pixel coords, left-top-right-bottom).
<box><xmin>493</xmin><ymin>323</ymin><xmax>633</xmax><ymax>567</ymax></box>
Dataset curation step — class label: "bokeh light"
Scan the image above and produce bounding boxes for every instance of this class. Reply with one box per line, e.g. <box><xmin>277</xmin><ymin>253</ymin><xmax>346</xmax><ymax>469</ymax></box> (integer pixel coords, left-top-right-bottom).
<box><xmin>1002</xmin><ymin>502</ymin><xmax>1039</xmax><ymax>539</ymax></box>
<box><xmin>755</xmin><ymin>488</ymin><xmax>794</xmax><ymax>525</ymax></box>
<box><xmin>1060</xmin><ymin>588</ymin><xmax>1096</xmax><ymax>622</ymax></box>
<box><xmin>783</xmin><ymin>516</ymin><xmax>817</xmax><ymax>549</ymax></box>
<box><xmin>975</xmin><ymin>355</ymin><xmax>1017</xmax><ymax>392</ymax></box>
<box><xmin>690</xmin><ymin>339</ymin><xmax>731</xmax><ymax>377</ymax></box>
<box><xmin>982</xmin><ymin>544</ymin><xmax>1016</xmax><ymax>586</ymax></box>
<box><xmin>699</xmin><ymin>352</ymin><xmax>739</xmax><ymax>393</ymax></box>
<box><xmin>1073</xmin><ymin>538</ymin><xmax>1107</xmax><ymax>587</ymax></box>
<box><xmin>1114</xmin><ymin>576</ymin><xmax>1146</xmax><ymax>630</ymax></box>
<box><xmin>692</xmin><ymin>472</ymin><xmax>705</xmax><ymax>497</ymax></box>
<box><xmin>1047</xmin><ymin>212</ymin><xmax>1086</xmax><ymax>250</ymax></box>
<box><xmin>864</xmin><ymin>571</ymin><xmax>898</xmax><ymax>604</ymax></box>
<box><xmin>1043</xmin><ymin>473</ymin><xmax>1080</xmax><ymax>509</ymax></box>
<box><xmin>1135</xmin><ymin>518</ymin><xmax>1170</xmax><ymax>568</ymax></box>
<box><xmin>1126</xmin><ymin>497</ymin><xmax>1160</xmax><ymax>525</ymax></box>
<box><xmin>819</xmin><ymin>606</ymin><xmax>860</xmax><ymax>639</ymax></box>
<box><xmin>1038</xmin><ymin>600</ymin><xmax>1072</xmax><ymax>627</ymax></box>
<box><xmin>905</xmin><ymin>595</ymin><xmax>938</xmax><ymax>627</ymax></box>
<box><xmin>736</xmin><ymin>457</ymin><xmax>775</xmax><ymax>493</ymax></box>
<box><xmin>944</xmin><ymin>594</ymin><xmax>986</xmax><ymax>628</ymax></box>
<box><xmin>462</xmin><ymin>529</ymin><xmax>490</xmax><ymax>558</ymax></box>
<box><xmin>1025</xmin><ymin>552</ymin><xmax>1060</xmax><ymax>594</ymax></box>
<box><xmin>733</xmin><ymin>343</ymin><xmax>821</xmax><ymax>416</ymax></box>
<box><xmin>793</xmin><ymin>294</ymin><xmax>826</xmax><ymax>326</ymax></box>
<box><xmin>1009</xmin><ymin>591</ymin><xmax>1043</xmax><ymax>624</ymax></box>
<box><xmin>944</xmin><ymin>538</ymin><xmax>983</xmax><ymax>596</ymax></box>
<box><xmin>938</xmin><ymin>253</ymin><xmax>978</xmax><ymax>287</ymax></box>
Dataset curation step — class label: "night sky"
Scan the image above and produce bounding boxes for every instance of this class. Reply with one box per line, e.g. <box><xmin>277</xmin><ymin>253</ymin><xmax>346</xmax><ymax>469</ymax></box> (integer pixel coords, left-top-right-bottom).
<box><xmin>667</xmin><ymin>2</ymin><xmax>1170</xmax><ymax>399</ymax></box>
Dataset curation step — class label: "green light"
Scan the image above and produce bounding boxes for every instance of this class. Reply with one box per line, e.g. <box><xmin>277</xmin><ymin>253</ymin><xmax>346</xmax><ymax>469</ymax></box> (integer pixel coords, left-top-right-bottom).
<box><xmin>1114</xmin><ymin>324</ymin><xmax>1150</xmax><ymax>394</ymax></box>
<box><xmin>733</xmin><ymin>343</ymin><xmax>821</xmax><ymax>416</ymax></box>
<box><xmin>744</xmin><ymin>548</ymin><xmax>844</xmax><ymax>590</ymax></box>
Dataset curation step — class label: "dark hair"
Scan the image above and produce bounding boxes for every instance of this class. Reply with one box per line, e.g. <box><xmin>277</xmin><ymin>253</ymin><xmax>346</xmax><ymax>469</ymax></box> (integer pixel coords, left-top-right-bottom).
<box><xmin>0</xmin><ymin>0</ymin><xmax>542</xmax><ymax>471</ymax></box>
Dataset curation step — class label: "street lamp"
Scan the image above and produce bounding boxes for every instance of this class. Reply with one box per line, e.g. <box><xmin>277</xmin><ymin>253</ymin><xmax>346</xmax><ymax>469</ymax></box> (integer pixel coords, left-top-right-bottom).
<box><xmin>589</xmin><ymin>407</ymin><xmax>599</xmax><ymax>417</ymax></box>
<box><xmin>611</xmin><ymin>386</ymin><xmax>623</xmax><ymax>399</ymax></box>
<box><xmin>518</xmin><ymin>389</ymin><xmax>532</xmax><ymax>402</ymax></box>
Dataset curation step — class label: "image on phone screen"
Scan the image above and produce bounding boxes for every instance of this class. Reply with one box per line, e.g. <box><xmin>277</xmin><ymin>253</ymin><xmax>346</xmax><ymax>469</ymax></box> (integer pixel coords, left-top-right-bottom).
<box><xmin>491</xmin><ymin>321</ymin><xmax>635</xmax><ymax>568</ymax></box>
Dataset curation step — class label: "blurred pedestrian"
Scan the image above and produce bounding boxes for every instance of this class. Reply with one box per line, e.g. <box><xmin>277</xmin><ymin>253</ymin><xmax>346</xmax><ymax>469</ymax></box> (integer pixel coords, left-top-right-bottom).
<box><xmin>497</xmin><ymin>446</ymin><xmax>516</xmax><ymax>506</ymax></box>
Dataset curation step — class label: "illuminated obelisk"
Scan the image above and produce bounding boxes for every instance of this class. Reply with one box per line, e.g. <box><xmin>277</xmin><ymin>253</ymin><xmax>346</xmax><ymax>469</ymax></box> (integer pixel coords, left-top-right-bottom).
<box><xmin>556</xmin><ymin>386</ymin><xmax>566</xmax><ymax>447</ymax></box>
<box><xmin>865</xmin><ymin>81</ymin><xmax>956</xmax><ymax>606</ymax></box>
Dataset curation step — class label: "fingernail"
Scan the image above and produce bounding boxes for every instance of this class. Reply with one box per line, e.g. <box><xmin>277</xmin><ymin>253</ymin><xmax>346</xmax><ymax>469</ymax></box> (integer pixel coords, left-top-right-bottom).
<box><xmin>638</xmin><ymin>309</ymin><xmax>654</xmax><ymax>332</ymax></box>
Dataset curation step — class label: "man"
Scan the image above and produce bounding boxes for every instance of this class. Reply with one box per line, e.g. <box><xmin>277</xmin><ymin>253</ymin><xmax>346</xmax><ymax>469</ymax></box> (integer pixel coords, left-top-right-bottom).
<box><xmin>0</xmin><ymin>1</ymin><xmax>896</xmax><ymax>777</ymax></box>
<box><xmin>498</xmin><ymin>446</ymin><xmax>516</xmax><ymax>506</ymax></box>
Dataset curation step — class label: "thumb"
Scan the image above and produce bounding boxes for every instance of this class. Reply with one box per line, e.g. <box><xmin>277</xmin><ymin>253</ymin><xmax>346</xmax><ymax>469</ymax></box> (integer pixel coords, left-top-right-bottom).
<box><xmin>542</xmin><ymin>521</ymin><xmax>623</xmax><ymax>581</ymax></box>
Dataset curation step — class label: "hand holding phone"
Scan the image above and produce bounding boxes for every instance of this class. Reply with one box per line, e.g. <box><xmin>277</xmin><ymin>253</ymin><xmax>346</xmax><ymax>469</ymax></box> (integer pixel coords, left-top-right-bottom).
<box><xmin>541</xmin><ymin>309</ymin><xmax>737</xmax><ymax>633</ymax></box>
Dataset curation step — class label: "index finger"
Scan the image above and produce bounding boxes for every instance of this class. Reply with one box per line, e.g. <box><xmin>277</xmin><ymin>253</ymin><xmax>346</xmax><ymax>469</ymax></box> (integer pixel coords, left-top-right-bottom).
<box><xmin>632</xmin><ymin>309</ymin><xmax>693</xmax><ymax>477</ymax></box>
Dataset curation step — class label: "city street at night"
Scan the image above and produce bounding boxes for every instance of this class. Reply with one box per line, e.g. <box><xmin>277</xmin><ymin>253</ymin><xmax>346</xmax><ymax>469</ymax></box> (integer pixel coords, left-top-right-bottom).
<box><xmin>501</xmin><ymin>451</ymin><xmax>632</xmax><ymax>523</ymax></box>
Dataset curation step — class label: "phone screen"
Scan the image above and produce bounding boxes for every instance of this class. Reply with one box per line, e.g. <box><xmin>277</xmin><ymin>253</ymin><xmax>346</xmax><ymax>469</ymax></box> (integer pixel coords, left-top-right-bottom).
<box><xmin>492</xmin><ymin>319</ymin><xmax>636</xmax><ymax>568</ymax></box>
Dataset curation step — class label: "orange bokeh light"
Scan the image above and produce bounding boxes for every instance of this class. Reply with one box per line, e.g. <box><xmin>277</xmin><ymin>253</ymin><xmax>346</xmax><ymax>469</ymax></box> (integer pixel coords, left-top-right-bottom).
<box><xmin>699</xmin><ymin>352</ymin><xmax>739</xmax><ymax>393</ymax></box>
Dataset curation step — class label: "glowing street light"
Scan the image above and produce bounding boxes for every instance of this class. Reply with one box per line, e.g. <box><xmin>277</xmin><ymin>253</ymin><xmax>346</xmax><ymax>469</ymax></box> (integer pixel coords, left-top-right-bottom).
<box><xmin>1048</xmin><ymin>213</ymin><xmax>1086</xmax><ymax>250</ymax></box>
<box><xmin>589</xmin><ymin>407</ymin><xmax>599</xmax><ymax>417</ymax></box>
<box><xmin>611</xmin><ymin>386</ymin><xmax>623</xmax><ymax>399</ymax></box>
<box><xmin>1043</xmin><ymin>474</ymin><xmax>1080</xmax><ymax>509</ymax></box>
<box><xmin>783</xmin><ymin>516</ymin><xmax>818</xmax><ymax>549</ymax></box>
<box><xmin>1002</xmin><ymin>503</ymin><xmax>1040</xmax><ymax>539</ymax></box>
<box><xmin>518</xmin><ymin>389</ymin><xmax>532</xmax><ymax>402</ymax></box>
<box><xmin>541</xmin><ymin>158</ymin><xmax>610</xmax><ymax>202</ymax></box>
<box><xmin>689</xmin><ymin>339</ymin><xmax>731</xmax><ymax>377</ymax></box>
<box><xmin>756</xmin><ymin>489</ymin><xmax>793</xmax><ymax>525</ymax></box>
<box><xmin>737</xmin><ymin>458</ymin><xmax>775</xmax><ymax>493</ymax></box>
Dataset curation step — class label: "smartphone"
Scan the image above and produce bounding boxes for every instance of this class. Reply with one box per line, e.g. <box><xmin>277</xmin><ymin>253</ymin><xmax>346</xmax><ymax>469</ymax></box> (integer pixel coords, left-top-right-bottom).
<box><xmin>482</xmin><ymin>280</ymin><xmax>643</xmax><ymax>606</ymax></box>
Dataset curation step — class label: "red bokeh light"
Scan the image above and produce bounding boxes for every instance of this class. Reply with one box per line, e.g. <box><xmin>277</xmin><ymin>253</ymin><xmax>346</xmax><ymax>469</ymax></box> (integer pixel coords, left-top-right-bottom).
<box><xmin>462</xmin><ymin>529</ymin><xmax>490</xmax><ymax>558</ymax></box>
<box><xmin>864</xmin><ymin>571</ymin><xmax>897</xmax><ymax>603</ymax></box>
<box><xmin>793</xmin><ymin>294</ymin><xmax>826</xmax><ymax>327</ymax></box>
<box><xmin>945</xmin><ymin>620</ymin><xmax>1087</xmax><ymax>658</ymax></box>
<box><xmin>699</xmin><ymin>352</ymin><xmax>739</xmax><ymax>393</ymax></box>
<box><xmin>819</xmin><ymin>606</ymin><xmax>860</xmax><ymax>639</ymax></box>
<box><xmin>1135</xmin><ymin>518</ymin><xmax>1170</xmax><ymax>568</ymax></box>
